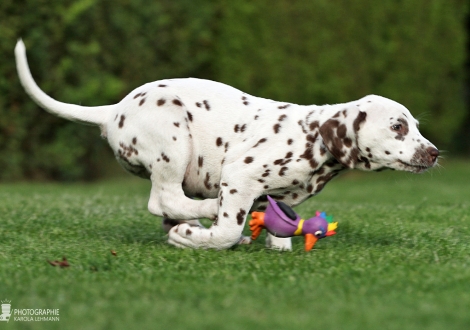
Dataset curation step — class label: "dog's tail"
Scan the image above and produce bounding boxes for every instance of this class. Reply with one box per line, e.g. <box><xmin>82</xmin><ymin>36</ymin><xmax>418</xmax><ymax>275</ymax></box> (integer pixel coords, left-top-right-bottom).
<box><xmin>15</xmin><ymin>39</ymin><xmax>113</xmax><ymax>127</ymax></box>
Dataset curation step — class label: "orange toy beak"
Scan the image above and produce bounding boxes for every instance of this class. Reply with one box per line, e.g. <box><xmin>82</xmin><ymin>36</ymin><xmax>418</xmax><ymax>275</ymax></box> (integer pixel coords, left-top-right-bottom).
<box><xmin>304</xmin><ymin>233</ymin><xmax>318</xmax><ymax>252</ymax></box>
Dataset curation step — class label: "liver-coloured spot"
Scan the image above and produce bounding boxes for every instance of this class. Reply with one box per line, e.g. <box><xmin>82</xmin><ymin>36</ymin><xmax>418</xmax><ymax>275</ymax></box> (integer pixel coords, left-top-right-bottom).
<box><xmin>161</xmin><ymin>153</ymin><xmax>170</xmax><ymax>163</ymax></box>
<box><xmin>300</xmin><ymin>147</ymin><xmax>314</xmax><ymax>160</ymax></box>
<box><xmin>337</xmin><ymin>124</ymin><xmax>347</xmax><ymax>139</ymax></box>
<box><xmin>203</xmin><ymin>100</ymin><xmax>210</xmax><ymax>110</ymax></box>
<box><xmin>353</xmin><ymin>111</ymin><xmax>367</xmax><ymax>132</ymax></box>
<box><xmin>118</xmin><ymin>115</ymin><xmax>125</xmax><ymax>128</ymax></box>
<box><xmin>309</xmin><ymin>121</ymin><xmax>320</xmax><ymax>131</ymax></box>
<box><xmin>306</xmin><ymin>133</ymin><xmax>318</xmax><ymax>143</ymax></box>
<box><xmin>236</xmin><ymin>209</ymin><xmax>247</xmax><ymax>225</ymax></box>
<box><xmin>306</xmin><ymin>184</ymin><xmax>313</xmax><ymax>193</ymax></box>
<box><xmin>253</xmin><ymin>138</ymin><xmax>267</xmax><ymax>148</ymax></box>
<box><xmin>204</xmin><ymin>172</ymin><xmax>212</xmax><ymax>189</ymax></box>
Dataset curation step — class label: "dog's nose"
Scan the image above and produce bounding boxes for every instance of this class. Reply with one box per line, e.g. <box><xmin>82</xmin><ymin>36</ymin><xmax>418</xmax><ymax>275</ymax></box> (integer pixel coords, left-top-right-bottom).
<box><xmin>427</xmin><ymin>147</ymin><xmax>439</xmax><ymax>163</ymax></box>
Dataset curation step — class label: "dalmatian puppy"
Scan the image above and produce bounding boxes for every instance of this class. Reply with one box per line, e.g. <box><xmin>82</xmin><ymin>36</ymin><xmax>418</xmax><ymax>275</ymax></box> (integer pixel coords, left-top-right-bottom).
<box><xmin>15</xmin><ymin>40</ymin><xmax>439</xmax><ymax>250</ymax></box>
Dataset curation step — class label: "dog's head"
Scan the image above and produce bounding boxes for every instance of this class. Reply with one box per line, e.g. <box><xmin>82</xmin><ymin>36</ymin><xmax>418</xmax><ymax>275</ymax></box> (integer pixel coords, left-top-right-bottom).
<box><xmin>319</xmin><ymin>95</ymin><xmax>439</xmax><ymax>173</ymax></box>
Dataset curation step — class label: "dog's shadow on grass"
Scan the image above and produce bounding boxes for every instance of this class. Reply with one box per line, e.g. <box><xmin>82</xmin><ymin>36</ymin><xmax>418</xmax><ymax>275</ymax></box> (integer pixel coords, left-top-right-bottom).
<box><xmin>88</xmin><ymin>219</ymin><xmax>408</xmax><ymax>252</ymax></box>
<box><xmin>88</xmin><ymin>219</ymin><xmax>169</xmax><ymax>247</ymax></box>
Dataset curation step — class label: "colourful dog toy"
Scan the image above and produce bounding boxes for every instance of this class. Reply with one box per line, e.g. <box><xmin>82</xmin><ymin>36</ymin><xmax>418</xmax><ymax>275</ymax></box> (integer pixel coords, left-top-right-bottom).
<box><xmin>249</xmin><ymin>196</ymin><xmax>337</xmax><ymax>251</ymax></box>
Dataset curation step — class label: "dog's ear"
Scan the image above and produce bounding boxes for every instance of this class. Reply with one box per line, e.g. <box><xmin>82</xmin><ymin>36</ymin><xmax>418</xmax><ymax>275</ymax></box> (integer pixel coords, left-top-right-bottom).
<box><xmin>319</xmin><ymin>109</ymin><xmax>367</xmax><ymax>168</ymax></box>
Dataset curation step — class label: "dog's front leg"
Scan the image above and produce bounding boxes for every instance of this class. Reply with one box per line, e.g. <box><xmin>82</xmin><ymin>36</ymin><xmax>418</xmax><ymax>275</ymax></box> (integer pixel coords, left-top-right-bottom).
<box><xmin>168</xmin><ymin>166</ymin><xmax>260</xmax><ymax>249</ymax></box>
<box><xmin>167</xmin><ymin>188</ymin><xmax>257</xmax><ymax>249</ymax></box>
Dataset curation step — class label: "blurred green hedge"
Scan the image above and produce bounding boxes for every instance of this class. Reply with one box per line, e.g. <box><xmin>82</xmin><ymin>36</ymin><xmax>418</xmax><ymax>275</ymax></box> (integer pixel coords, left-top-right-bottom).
<box><xmin>0</xmin><ymin>0</ymin><xmax>468</xmax><ymax>180</ymax></box>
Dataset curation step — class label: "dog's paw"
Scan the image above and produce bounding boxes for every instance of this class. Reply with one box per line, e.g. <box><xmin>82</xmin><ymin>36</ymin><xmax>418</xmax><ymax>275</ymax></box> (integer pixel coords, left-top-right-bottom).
<box><xmin>168</xmin><ymin>223</ymin><xmax>206</xmax><ymax>249</ymax></box>
<box><xmin>237</xmin><ymin>235</ymin><xmax>252</xmax><ymax>245</ymax></box>
<box><xmin>168</xmin><ymin>223</ymin><xmax>224</xmax><ymax>249</ymax></box>
<box><xmin>167</xmin><ymin>223</ymin><xmax>242</xmax><ymax>250</ymax></box>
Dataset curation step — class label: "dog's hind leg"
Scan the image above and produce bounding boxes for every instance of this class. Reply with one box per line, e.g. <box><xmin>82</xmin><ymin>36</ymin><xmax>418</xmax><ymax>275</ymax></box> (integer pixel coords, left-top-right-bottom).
<box><xmin>148</xmin><ymin>174</ymin><xmax>218</xmax><ymax>220</ymax></box>
<box><xmin>143</xmin><ymin>102</ymin><xmax>218</xmax><ymax>221</ymax></box>
<box><xmin>146</xmin><ymin>129</ymin><xmax>219</xmax><ymax>220</ymax></box>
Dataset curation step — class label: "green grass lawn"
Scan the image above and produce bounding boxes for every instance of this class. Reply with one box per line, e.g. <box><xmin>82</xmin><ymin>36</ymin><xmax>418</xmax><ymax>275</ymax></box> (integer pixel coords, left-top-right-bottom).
<box><xmin>0</xmin><ymin>159</ymin><xmax>469</xmax><ymax>330</ymax></box>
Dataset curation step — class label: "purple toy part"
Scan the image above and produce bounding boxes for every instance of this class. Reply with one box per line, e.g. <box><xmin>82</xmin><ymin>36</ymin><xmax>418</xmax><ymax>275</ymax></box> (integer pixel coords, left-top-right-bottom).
<box><xmin>301</xmin><ymin>217</ymin><xmax>329</xmax><ymax>238</ymax></box>
<box><xmin>262</xmin><ymin>196</ymin><xmax>301</xmax><ymax>237</ymax></box>
<box><xmin>263</xmin><ymin>196</ymin><xmax>330</xmax><ymax>238</ymax></box>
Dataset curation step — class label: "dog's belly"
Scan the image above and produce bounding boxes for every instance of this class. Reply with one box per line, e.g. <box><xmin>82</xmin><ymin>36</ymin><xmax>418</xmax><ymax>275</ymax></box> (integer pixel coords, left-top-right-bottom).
<box><xmin>182</xmin><ymin>154</ymin><xmax>224</xmax><ymax>199</ymax></box>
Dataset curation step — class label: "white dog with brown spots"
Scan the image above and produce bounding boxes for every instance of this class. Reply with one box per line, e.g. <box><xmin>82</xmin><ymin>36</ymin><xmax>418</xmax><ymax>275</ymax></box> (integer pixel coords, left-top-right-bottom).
<box><xmin>15</xmin><ymin>40</ymin><xmax>439</xmax><ymax>250</ymax></box>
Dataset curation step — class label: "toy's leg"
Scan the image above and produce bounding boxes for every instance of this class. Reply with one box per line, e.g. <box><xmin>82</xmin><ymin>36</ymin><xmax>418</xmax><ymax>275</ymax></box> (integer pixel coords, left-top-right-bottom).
<box><xmin>265</xmin><ymin>234</ymin><xmax>292</xmax><ymax>251</ymax></box>
<box><xmin>249</xmin><ymin>212</ymin><xmax>265</xmax><ymax>240</ymax></box>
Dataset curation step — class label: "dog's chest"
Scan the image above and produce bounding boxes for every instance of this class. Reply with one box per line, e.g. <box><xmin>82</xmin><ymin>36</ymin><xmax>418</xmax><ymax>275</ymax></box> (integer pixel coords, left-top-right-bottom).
<box><xmin>183</xmin><ymin>110</ymin><xmax>342</xmax><ymax>206</ymax></box>
<box><xmin>182</xmin><ymin>105</ymin><xmax>319</xmax><ymax>197</ymax></box>
<box><xmin>251</xmin><ymin>159</ymin><xmax>344</xmax><ymax>210</ymax></box>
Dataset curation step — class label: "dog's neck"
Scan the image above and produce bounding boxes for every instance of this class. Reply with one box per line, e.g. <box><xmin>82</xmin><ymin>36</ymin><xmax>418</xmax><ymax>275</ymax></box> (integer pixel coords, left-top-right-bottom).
<box><xmin>298</xmin><ymin>101</ymin><xmax>354</xmax><ymax>125</ymax></box>
<box><xmin>300</xmin><ymin>103</ymin><xmax>357</xmax><ymax>195</ymax></box>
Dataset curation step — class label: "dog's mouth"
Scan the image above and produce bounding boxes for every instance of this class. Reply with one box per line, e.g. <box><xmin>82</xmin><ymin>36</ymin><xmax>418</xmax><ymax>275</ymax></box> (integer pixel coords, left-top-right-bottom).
<box><xmin>397</xmin><ymin>160</ymin><xmax>432</xmax><ymax>173</ymax></box>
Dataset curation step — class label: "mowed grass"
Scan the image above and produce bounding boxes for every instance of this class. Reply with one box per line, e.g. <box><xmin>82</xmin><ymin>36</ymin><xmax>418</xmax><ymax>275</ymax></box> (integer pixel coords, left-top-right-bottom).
<box><xmin>0</xmin><ymin>159</ymin><xmax>469</xmax><ymax>330</ymax></box>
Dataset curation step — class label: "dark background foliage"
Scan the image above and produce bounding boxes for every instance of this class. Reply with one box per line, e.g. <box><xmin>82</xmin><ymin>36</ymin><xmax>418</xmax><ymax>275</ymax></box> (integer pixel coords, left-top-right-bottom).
<box><xmin>0</xmin><ymin>0</ymin><xmax>468</xmax><ymax>181</ymax></box>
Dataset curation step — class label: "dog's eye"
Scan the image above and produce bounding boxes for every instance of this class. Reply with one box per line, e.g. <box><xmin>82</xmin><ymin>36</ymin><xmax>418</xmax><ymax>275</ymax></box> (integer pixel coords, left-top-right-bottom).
<box><xmin>391</xmin><ymin>124</ymin><xmax>402</xmax><ymax>131</ymax></box>
<box><xmin>314</xmin><ymin>230</ymin><xmax>323</xmax><ymax>237</ymax></box>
